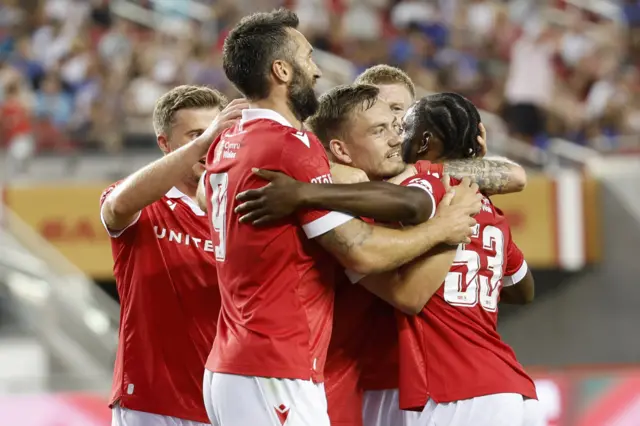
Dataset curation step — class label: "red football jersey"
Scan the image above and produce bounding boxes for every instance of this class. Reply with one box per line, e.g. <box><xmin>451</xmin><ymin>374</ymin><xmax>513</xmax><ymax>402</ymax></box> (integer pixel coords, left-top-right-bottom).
<box><xmin>100</xmin><ymin>185</ymin><xmax>220</xmax><ymax>423</ymax></box>
<box><xmin>396</xmin><ymin>173</ymin><xmax>537</xmax><ymax>410</ymax></box>
<box><xmin>325</xmin><ymin>272</ymin><xmax>370</xmax><ymax>426</ymax></box>
<box><xmin>204</xmin><ymin>109</ymin><xmax>353</xmax><ymax>382</ymax></box>
<box><xmin>358</xmin><ymin>298</ymin><xmax>399</xmax><ymax>391</ymax></box>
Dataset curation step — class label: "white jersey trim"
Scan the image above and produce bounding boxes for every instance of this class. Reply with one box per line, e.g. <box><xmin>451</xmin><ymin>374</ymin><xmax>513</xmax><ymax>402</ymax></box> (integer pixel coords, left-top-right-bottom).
<box><xmin>503</xmin><ymin>260</ymin><xmax>528</xmax><ymax>287</ymax></box>
<box><xmin>100</xmin><ymin>206</ymin><xmax>141</xmax><ymax>239</ymax></box>
<box><xmin>345</xmin><ymin>269</ymin><xmax>365</xmax><ymax>284</ymax></box>
<box><xmin>302</xmin><ymin>211</ymin><xmax>354</xmax><ymax>239</ymax></box>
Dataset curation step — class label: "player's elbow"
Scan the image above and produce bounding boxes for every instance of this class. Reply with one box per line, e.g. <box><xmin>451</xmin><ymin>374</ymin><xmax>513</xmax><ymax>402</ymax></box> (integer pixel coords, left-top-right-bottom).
<box><xmin>522</xmin><ymin>286</ymin><xmax>535</xmax><ymax>304</ymax></box>
<box><xmin>395</xmin><ymin>298</ymin><xmax>425</xmax><ymax>315</ymax></box>
<box><xmin>510</xmin><ymin>165</ymin><xmax>527</xmax><ymax>193</ymax></box>
<box><xmin>103</xmin><ymin>193</ymin><xmax>129</xmax><ymax>222</ymax></box>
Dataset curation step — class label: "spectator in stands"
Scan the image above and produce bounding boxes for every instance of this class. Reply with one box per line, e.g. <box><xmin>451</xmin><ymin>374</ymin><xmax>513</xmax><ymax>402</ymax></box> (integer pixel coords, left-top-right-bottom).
<box><xmin>35</xmin><ymin>73</ymin><xmax>74</xmax><ymax>129</ymax></box>
<box><xmin>504</xmin><ymin>21</ymin><xmax>560</xmax><ymax>144</ymax></box>
<box><xmin>0</xmin><ymin>0</ymin><xmax>637</xmax><ymax>160</ymax></box>
<box><xmin>0</xmin><ymin>76</ymin><xmax>34</xmax><ymax>172</ymax></box>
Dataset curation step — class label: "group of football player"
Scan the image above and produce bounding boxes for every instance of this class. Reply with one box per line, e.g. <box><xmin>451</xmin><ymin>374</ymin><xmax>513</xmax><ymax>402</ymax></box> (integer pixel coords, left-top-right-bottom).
<box><xmin>100</xmin><ymin>7</ymin><xmax>541</xmax><ymax>426</ymax></box>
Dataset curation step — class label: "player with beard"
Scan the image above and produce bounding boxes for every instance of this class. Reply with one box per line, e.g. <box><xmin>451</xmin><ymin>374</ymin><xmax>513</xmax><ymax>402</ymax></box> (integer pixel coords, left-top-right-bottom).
<box><xmin>100</xmin><ymin>85</ymin><xmax>248</xmax><ymax>426</ymax></box>
<box><xmin>200</xmin><ymin>9</ymin><xmax>483</xmax><ymax>426</ymax></box>
<box><xmin>232</xmin><ymin>85</ymin><xmax>531</xmax><ymax>426</ymax></box>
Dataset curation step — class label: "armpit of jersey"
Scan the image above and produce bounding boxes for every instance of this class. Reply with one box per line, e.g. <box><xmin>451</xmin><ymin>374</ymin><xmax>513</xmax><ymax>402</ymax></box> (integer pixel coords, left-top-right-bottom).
<box><xmin>502</xmin><ymin>260</ymin><xmax>528</xmax><ymax>287</ymax></box>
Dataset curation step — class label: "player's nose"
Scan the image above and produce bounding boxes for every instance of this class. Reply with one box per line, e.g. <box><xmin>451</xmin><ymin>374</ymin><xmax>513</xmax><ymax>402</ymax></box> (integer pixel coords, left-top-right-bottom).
<box><xmin>312</xmin><ymin>62</ymin><xmax>322</xmax><ymax>80</ymax></box>
<box><xmin>389</xmin><ymin>132</ymin><xmax>402</xmax><ymax>147</ymax></box>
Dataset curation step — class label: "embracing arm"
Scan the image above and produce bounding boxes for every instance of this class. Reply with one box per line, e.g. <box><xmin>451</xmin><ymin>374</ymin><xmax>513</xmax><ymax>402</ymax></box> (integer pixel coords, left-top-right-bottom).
<box><xmin>298</xmin><ymin>181</ymin><xmax>434</xmax><ymax>225</ymax></box>
<box><xmin>442</xmin><ymin>157</ymin><xmax>527</xmax><ymax>195</ymax></box>
<box><xmin>102</xmin><ymin>98</ymin><xmax>246</xmax><ymax>231</ymax></box>
<box><xmin>500</xmin><ymin>270</ymin><xmax>535</xmax><ymax>305</ymax></box>
<box><xmin>102</xmin><ymin>138</ymin><xmax>210</xmax><ymax>231</ymax></box>
<box><xmin>359</xmin><ymin>244</ymin><xmax>457</xmax><ymax>314</ymax></box>
<box><xmin>316</xmin><ymin>217</ymin><xmax>450</xmax><ymax>275</ymax></box>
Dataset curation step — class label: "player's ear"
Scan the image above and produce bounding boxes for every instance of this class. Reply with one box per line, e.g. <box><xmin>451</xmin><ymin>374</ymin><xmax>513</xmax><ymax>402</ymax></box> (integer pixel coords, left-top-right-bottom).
<box><xmin>329</xmin><ymin>139</ymin><xmax>353</xmax><ymax>165</ymax></box>
<box><xmin>157</xmin><ymin>134</ymin><xmax>170</xmax><ymax>155</ymax></box>
<box><xmin>272</xmin><ymin>59</ymin><xmax>292</xmax><ymax>84</ymax></box>
<box><xmin>418</xmin><ymin>132</ymin><xmax>431</xmax><ymax>154</ymax></box>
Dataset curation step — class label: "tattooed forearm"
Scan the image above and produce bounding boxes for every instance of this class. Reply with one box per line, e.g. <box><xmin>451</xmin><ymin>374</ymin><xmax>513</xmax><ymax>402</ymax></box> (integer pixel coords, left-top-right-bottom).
<box><xmin>317</xmin><ymin>220</ymin><xmax>373</xmax><ymax>259</ymax></box>
<box><xmin>443</xmin><ymin>158</ymin><xmax>516</xmax><ymax>195</ymax></box>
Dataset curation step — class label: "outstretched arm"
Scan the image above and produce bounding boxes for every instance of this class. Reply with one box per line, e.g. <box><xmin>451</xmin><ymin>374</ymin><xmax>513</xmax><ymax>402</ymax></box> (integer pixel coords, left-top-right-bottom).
<box><xmin>359</xmin><ymin>242</ymin><xmax>456</xmax><ymax>314</ymax></box>
<box><xmin>314</xmin><ymin>179</ymin><xmax>481</xmax><ymax>275</ymax></box>
<box><xmin>387</xmin><ymin>157</ymin><xmax>527</xmax><ymax>195</ymax></box>
<box><xmin>442</xmin><ymin>157</ymin><xmax>527</xmax><ymax>195</ymax></box>
<box><xmin>235</xmin><ymin>169</ymin><xmax>436</xmax><ymax>225</ymax></box>
<box><xmin>101</xmin><ymin>99</ymin><xmax>247</xmax><ymax>231</ymax></box>
<box><xmin>293</xmin><ymin>180</ymin><xmax>435</xmax><ymax>224</ymax></box>
<box><xmin>316</xmin><ymin>209</ymin><xmax>467</xmax><ymax>275</ymax></box>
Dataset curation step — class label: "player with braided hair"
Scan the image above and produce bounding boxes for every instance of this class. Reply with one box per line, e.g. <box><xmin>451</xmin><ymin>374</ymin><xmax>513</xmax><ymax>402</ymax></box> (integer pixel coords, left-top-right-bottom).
<box><xmin>385</xmin><ymin>93</ymin><xmax>540</xmax><ymax>426</ymax></box>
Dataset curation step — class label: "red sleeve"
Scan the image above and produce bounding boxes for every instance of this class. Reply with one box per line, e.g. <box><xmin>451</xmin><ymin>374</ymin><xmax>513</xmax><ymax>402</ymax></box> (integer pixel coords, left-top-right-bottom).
<box><xmin>503</xmin><ymin>230</ymin><xmax>528</xmax><ymax>287</ymax></box>
<box><xmin>99</xmin><ymin>181</ymin><xmax>141</xmax><ymax>238</ymax></box>
<box><xmin>280</xmin><ymin>131</ymin><xmax>353</xmax><ymax>238</ymax></box>
<box><xmin>399</xmin><ymin>173</ymin><xmax>447</xmax><ymax>219</ymax></box>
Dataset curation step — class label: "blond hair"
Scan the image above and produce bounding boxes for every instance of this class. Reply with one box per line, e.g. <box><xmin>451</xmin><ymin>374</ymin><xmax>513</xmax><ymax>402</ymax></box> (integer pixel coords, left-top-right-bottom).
<box><xmin>152</xmin><ymin>85</ymin><xmax>228</xmax><ymax>136</ymax></box>
<box><xmin>354</xmin><ymin>65</ymin><xmax>416</xmax><ymax>99</ymax></box>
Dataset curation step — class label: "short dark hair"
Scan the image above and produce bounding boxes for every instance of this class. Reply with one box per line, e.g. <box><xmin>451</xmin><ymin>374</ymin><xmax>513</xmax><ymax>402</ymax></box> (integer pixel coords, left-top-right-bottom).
<box><xmin>416</xmin><ymin>92</ymin><xmax>482</xmax><ymax>159</ymax></box>
<box><xmin>307</xmin><ymin>84</ymin><xmax>380</xmax><ymax>148</ymax></box>
<box><xmin>222</xmin><ymin>8</ymin><xmax>299</xmax><ymax>100</ymax></box>
<box><xmin>354</xmin><ymin>64</ymin><xmax>416</xmax><ymax>99</ymax></box>
<box><xmin>153</xmin><ymin>85</ymin><xmax>228</xmax><ymax>136</ymax></box>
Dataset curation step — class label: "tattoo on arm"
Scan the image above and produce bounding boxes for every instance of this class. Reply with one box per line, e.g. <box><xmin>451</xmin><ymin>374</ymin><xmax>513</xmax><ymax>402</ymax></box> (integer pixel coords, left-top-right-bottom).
<box><xmin>443</xmin><ymin>159</ymin><xmax>512</xmax><ymax>194</ymax></box>
<box><xmin>317</xmin><ymin>219</ymin><xmax>373</xmax><ymax>259</ymax></box>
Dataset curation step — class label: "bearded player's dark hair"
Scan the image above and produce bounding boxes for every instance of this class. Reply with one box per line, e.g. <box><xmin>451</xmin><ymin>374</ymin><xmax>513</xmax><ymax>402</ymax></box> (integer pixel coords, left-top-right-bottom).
<box><xmin>414</xmin><ymin>92</ymin><xmax>482</xmax><ymax>159</ymax></box>
<box><xmin>222</xmin><ymin>8</ymin><xmax>299</xmax><ymax>100</ymax></box>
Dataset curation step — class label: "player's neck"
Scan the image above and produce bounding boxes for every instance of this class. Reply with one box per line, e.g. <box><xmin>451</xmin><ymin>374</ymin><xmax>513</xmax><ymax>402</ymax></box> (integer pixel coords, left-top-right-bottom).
<box><xmin>250</xmin><ymin>99</ymin><xmax>303</xmax><ymax>129</ymax></box>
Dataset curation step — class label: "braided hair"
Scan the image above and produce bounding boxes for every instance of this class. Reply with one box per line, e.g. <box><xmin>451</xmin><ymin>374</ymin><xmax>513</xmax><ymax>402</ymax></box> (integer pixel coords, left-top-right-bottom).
<box><xmin>414</xmin><ymin>92</ymin><xmax>482</xmax><ymax>159</ymax></box>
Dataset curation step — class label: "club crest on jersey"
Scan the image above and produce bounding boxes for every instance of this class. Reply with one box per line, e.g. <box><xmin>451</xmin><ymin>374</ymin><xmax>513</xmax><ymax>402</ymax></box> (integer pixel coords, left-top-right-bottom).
<box><xmin>154</xmin><ymin>226</ymin><xmax>214</xmax><ymax>253</ymax></box>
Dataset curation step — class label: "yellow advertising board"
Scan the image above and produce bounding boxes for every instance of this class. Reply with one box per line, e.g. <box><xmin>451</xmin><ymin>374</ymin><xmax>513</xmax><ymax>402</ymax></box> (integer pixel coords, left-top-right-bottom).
<box><xmin>492</xmin><ymin>176</ymin><xmax>557</xmax><ymax>267</ymax></box>
<box><xmin>5</xmin><ymin>184</ymin><xmax>114</xmax><ymax>279</ymax></box>
<box><xmin>5</xmin><ymin>174</ymin><xmax>600</xmax><ymax>278</ymax></box>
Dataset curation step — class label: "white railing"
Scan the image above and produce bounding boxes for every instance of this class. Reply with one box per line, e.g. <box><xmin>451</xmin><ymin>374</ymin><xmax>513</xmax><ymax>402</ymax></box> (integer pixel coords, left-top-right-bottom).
<box><xmin>0</xmin><ymin>207</ymin><xmax>117</xmax><ymax>392</ymax></box>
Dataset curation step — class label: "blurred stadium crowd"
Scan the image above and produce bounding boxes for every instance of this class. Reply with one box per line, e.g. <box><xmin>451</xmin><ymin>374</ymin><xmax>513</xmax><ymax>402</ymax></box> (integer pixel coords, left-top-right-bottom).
<box><xmin>1</xmin><ymin>0</ymin><xmax>640</xmax><ymax>162</ymax></box>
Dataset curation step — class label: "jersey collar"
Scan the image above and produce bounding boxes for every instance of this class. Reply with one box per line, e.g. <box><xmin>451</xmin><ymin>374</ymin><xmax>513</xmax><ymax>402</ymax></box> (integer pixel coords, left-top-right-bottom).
<box><xmin>241</xmin><ymin>108</ymin><xmax>293</xmax><ymax>128</ymax></box>
<box><xmin>165</xmin><ymin>187</ymin><xmax>205</xmax><ymax>217</ymax></box>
